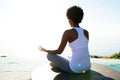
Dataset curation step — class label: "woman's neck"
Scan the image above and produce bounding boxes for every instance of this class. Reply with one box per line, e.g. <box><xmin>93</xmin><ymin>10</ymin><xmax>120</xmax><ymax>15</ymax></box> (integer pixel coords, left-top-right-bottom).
<box><xmin>72</xmin><ymin>24</ymin><xmax>79</xmax><ymax>27</ymax></box>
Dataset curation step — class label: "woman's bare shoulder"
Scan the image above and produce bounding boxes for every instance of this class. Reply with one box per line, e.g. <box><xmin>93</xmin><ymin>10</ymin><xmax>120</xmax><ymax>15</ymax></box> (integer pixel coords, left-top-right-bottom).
<box><xmin>64</xmin><ymin>28</ymin><xmax>75</xmax><ymax>33</ymax></box>
<box><xmin>62</xmin><ymin>29</ymin><xmax>74</xmax><ymax>39</ymax></box>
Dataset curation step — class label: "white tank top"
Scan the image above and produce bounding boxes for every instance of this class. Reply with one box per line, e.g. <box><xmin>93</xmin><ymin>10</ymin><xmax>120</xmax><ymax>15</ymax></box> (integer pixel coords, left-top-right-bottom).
<box><xmin>69</xmin><ymin>27</ymin><xmax>91</xmax><ymax>73</ymax></box>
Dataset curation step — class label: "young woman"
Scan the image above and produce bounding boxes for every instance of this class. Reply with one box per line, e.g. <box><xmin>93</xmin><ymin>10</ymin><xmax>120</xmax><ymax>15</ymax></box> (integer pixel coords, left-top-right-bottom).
<box><xmin>39</xmin><ymin>6</ymin><xmax>91</xmax><ymax>73</ymax></box>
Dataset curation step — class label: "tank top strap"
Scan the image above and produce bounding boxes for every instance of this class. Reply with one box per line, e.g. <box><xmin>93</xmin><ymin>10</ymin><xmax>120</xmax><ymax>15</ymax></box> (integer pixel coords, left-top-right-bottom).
<box><xmin>73</xmin><ymin>27</ymin><xmax>84</xmax><ymax>37</ymax></box>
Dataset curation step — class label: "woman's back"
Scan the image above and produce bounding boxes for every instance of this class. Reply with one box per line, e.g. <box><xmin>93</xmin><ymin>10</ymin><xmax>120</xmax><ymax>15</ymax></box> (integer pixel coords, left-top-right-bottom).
<box><xmin>69</xmin><ymin>27</ymin><xmax>91</xmax><ymax>73</ymax></box>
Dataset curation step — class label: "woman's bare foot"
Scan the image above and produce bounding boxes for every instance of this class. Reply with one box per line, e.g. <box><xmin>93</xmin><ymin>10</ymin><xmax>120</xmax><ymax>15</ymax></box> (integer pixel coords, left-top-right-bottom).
<box><xmin>50</xmin><ymin>63</ymin><xmax>58</xmax><ymax>68</ymax></box>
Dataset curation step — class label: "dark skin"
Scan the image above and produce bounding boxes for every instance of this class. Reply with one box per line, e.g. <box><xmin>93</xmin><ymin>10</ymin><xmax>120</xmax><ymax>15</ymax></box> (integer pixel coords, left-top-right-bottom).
<box><xmin>39</xmin><ymin>19</ymin><xmax>89</xmax><ymax>54</ymax></box>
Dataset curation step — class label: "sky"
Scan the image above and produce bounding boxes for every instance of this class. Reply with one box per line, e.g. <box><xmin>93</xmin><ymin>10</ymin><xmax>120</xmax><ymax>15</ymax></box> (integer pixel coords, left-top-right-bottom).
<box><xmin>0</xmin><ymin>0</ymin><xmax>120</xmax><ymax>59</ymax></box>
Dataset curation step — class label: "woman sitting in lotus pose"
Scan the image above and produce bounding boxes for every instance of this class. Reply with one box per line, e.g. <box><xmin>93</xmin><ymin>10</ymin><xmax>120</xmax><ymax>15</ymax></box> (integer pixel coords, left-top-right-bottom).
<box><xmin>39</xmin><ymin>6</ymin><xmax>91</xmax><ymax>73</ymax></box>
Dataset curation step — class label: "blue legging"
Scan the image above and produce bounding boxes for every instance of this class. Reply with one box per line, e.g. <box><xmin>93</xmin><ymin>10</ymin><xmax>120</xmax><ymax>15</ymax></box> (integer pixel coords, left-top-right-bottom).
<box><xmin>47</xmin><ymin>53</ymin><xmax>74</xmax><ymax>73</ymax></box>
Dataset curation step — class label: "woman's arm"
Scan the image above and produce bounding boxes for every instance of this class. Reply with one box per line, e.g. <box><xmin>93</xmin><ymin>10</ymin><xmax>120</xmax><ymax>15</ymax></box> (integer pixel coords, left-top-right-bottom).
<box><xmin>39</xmin><ymin>30</ymin><xmax>69</xmax><ymax>54</ymax></box>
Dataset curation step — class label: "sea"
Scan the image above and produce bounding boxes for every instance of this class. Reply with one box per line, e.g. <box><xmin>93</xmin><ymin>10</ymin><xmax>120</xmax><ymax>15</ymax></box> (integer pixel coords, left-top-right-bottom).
<box><xmin>0</xmin><ymin>56</ymin><xmax>120</xmax><ymax>73</ymax></box>
<box><xmin>0</xmin><ymin>56</ymin><xmax>48</xmax><ymax>72</ymax></box>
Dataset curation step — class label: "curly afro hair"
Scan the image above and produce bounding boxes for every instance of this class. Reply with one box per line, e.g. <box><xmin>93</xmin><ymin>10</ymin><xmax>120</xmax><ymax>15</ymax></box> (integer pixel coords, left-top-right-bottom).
<box><xmin>66</xmin><ymin>6</ymin><xmax>84</xmax><ymax>24</ymax></box>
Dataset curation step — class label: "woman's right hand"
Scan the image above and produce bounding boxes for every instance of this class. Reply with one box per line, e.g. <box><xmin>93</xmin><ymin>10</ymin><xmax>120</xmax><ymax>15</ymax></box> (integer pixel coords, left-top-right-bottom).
<box><xmin>39</xmin><ymin>46</ymin><xmax>47</xmax><ymax>52</ymax></box>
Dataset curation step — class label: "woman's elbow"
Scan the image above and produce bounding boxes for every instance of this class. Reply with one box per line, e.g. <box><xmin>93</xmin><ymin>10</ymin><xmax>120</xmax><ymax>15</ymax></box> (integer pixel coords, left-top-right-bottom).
<box><xmin>57</xmin><ymin>50</ymin><xmax>63</xmax><ymax>54</ymax></box>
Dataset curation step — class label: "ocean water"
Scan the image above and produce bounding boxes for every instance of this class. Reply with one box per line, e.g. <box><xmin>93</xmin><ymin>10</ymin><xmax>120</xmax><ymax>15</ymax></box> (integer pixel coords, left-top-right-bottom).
<box><xmin>91</xmin><ymin>58</ymin><xmax>120</xmax><ymax>72</ymax></box>
<box><xmin>0</xmin><ymin>57</ymin><xmax>48</xmax><ymax>72</ymax></box>
<box><xmin>106</xmin><ymin>64</ymin><xmax>120</xmax><ymax>73</ymax></box>
<box><xmin>0</xmin><ymin>57</ymin><xmax>120</xmax><ymax>73</ymax></box>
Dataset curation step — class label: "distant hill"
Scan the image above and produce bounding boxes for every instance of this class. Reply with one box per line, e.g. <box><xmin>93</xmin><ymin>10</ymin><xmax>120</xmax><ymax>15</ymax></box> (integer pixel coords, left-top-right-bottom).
<box><xmin>91</xmin><ymin>52</ymin><xmax>120</xmax><ymax>59</ymax></box>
